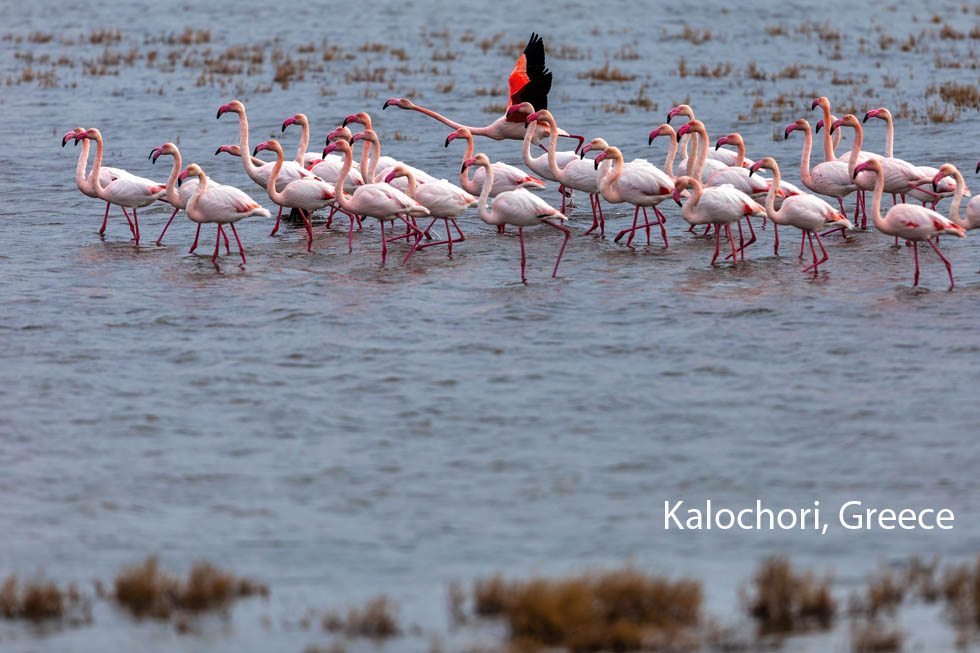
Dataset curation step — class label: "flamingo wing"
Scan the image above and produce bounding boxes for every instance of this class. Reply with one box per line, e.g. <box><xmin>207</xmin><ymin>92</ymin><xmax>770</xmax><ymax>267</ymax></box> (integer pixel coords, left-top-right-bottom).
<box><xmin>508</xmin><ymin>33</ymin><xmax>552</xmax><ymax>115</ymax></box>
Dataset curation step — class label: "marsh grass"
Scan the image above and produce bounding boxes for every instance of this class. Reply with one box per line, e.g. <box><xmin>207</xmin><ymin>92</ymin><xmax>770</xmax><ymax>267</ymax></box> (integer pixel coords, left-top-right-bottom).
<box><xmin>113</xmin><ymin>557</ymin><xmax>266</xmax><ymax>621</ymax></box>
<box><xmin>578</xmin><ymin>61</ymin><xmax>636</xmax><ymax>83</ymax></box>
<box><xmin>745</xmin><ymin>556</ymin><xmax>835</xmax><ymax>635</ymax></box>
<box><xmin>322</xmin><ymin>595</ymin><xmax>399</xmax><ymax>639</ymax></box>
<box><xmin>851</xmin><ymin>621</ymin><xmax>903</xmax><ymax>651</ymax></box>
<box><xmin>471</xmin><ymin>567</ymin><xmax>701</xmax><ymax>651</ymax></box>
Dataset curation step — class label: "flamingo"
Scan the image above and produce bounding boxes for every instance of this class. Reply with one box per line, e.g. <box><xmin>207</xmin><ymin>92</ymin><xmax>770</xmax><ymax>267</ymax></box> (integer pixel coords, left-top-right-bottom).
<box><xmin>339</xmin><ymin>112</ymin><xmax>405</xmax><ymax>178</ymax></box>
<box><xmin>462</xmin><ymin>153</ymin><xmax>569</xmax><ymax>282</ymax></box>
<box><xmin>177</xmin><ymin>163</ymin><xmax>270</xmax><ymax>265</ymax></box>
<box><xmin>515</xmin><ymin>105</ymin><xmax>579</xmax><ymax>213</ymax></box>
<box><xmin>811</xmin><ymin>97</ymin><xmax>879</xmax><ymax>164</ymax></box>
<box><xmin>863</xmin><ymin>108</ymin><xmax>960</xmax><ymax>206</ymax></box>
<box><xmin>281</xmin><ymin>112</ymin><xmax>322</xmax><ymax>168</ymax></box>
<box><xmin>679</xmin><ymin>120</ymin><xmax>763</xmax><ymax>246</ymax></box>
<box><xmin>305</xmin><ymin>126</ymin><xmax>365</xmax><ymax>192</ymax></box>
<box><xmin>831</xmin><ymin>114</ymin><xmax>937</xmax><ymax>231</ymax></box>
<box><xmin>349</xmin><ymin>128</ymin><xmax>436</xmax><ymax>189</ymax></box>
<box><xmin>215</xmin><ymin>100</ymin><xmax>317</xmax><ymax>236</ymax></box>
<box><xmin>62</xmin><ymin>127</ymin><xmax>140</xmax><ymax>241</ymax></box>
<box><xmin>75</xmin><ymin>128</ymin><xmax>166</xmax><ymax>247</ymax></box>
<box><xmin>447</xmin><ymin>126</ymin><xmax>545</xmax><ymax>197</ymax></box>
<box><xmin>591</xmin><ymin>145</ymin><xmax>672</xmax><ymax>248</ymax></box>
<box><xmin>813</xmin><ymin>116</ymin><xmax>842</xmax><ymax>157</ymax></box>
<box><xmin>383</xmin><ymin>165</ymin><xmax>475</xmax><ymax>255</ymax></box>
<box><xmin>252</xmin><ymin>140</ymin><xmax>337</xmax><ymax>252</ymax></box>
<box><xmin>150</xmin><ymin>141</ymin><xmax>234</xmax><ymax>250</ymax></box>
<box><xmin>321</xmin><ymin>139</ymin><xmax>429</xmax><ymax>263</ymax></box>
<box><xmin>749</xmin><ymin>157</ymin><xmax>852</xmax><ymax>274</ymax></box>
<box><xmin>930</xmin><ymin>163</ymin><xmax>978</xmax><ymax>270</ymax></box>
<box><xmin>382</xmin><ymin>33</ymin><xmax>583</xmax><ymax>150</ymax></box>
<box><xmin>525</xmin><ymin>110</ymin><xmax>607</xmax><ymax>236</ymax></box>
<box><xmin>785</xmin><ymin>118</ymin><xmax>860</xmax><ymax>233</ymax></box>
<box><xmin>852</xmin><ymin>158</ymin><xmax>965</xmax><ymax>288</ymax></box>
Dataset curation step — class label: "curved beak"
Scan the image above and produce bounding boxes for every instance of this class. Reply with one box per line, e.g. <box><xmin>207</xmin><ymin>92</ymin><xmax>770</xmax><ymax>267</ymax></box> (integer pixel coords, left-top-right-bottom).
<box><xmin>810</xmin><ymin>99</ymin><xmax>819</xmax><ymax>110</ymax></box>
<box><xmin>149</xmin><ymin>147</ymin><xmax>161</xmax><ymax>162</ymax></box>
<box><xmin>815</xmin><ymin>121</ymin><xmax>823</xmax><ymax>134</ymax></box>
<box><xmin>61</xmin><ymin>132</ymin><xmax>74</xmax><ymax>147</ymax></box>
<box><xmin>382</xmin><ymin>99</ymin><xmax>394</xmax><ymax>110</ymax></box>
<box><xmin>580</xmin><ymin>143</ymin><xmax>593</xmax><ymax>160</ymax></box>
<box><xmin>281</xmin><ymin>117</ymin><xmax>293</xmax><ymax>132</ymax></box>
<box><xmin>593</xmin><ymin>151</ymin><xmax>607</xmax><ymax>170</ymax></box>
<box><xmin>216</xmin><ymin>104</ymin><xmax>230</xmax><ymax>119</ymax></box>
<box><xmin>384</xmin><ymin>170</ymin><xmax>397</xmax><ymax>184</ymax></box>
<box><xmin>715</xmin><ymin>136</ymin><xmax>728</xmax><ymax>151</ymax></box>
<box><xmin>830</xmin><ymin>119</ymin><xmax>843</xmax><ymax>135</ymax></box>
<box><xmin>252</xmin><ymin>144</ymin><xmax>262</xmax><ymax>156</ymax></box>
<box><xmin>672</xmin><ymin>188</ymin><xmax>682</xmax><ymax>205</ymax></box>
<box><xmin>784</xmin><ymin>124</ymin><xmax>795</xmax><ymax>140</ymax></box>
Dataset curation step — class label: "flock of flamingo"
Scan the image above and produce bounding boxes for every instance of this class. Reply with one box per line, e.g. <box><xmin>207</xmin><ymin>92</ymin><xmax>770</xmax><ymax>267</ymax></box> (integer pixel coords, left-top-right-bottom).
<box><xmin>62</xmin><ymin>34</ymin><xmax>980</xmax><ymax>286</ymax></box>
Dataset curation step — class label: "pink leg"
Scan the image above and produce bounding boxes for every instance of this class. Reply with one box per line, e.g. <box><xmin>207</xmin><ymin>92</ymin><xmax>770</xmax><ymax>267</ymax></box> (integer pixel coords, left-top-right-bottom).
<box><xmin>642</xmin><ymin>207</ymin><xmax>652</xmax><ymax>244</ymax></box>
<box><xmin>229</xmin><ymin>223</ymin><xmax>247</xmax><ymax>265</ymax></box>
<box><xmin>799</xmin><ymin>232</ymin><xmax>806</xmax><ymax>259</ymax></box>
<box><xmin>348</xmin><ymin>213</ymin><xmax>356</xmax><ymax>252</ymax></box>
<box><xmin>773</xmin><ymin>223</ymin><xmax>780</xmax><ymax>256</ymax></box>
<box><xmin>518</xmin><ymin>226</ymin><xmax>527</xmax><ymax>282</ymax></box>
<box><xmin>211</xmin><ymin>225</ymin><xmax>221</xmax><ymax>263</ymax></box>
<box><xmin>597</xmin><ymin>197</ymin><xmax>605</xmax><ymax>237</ymax></box>
<box><xmin>221</xmin><ymin>225</ymin><xmax>230</xmax><ymax>254</ymax></box>
<box><xmin>701</xmin><ymin>224</ymin><xmax>712</xmax><ymax>237</ymax></box>
<box><xmin>582</xmin><ymin>194</ymin><xmax>600</xmax><ymax>236</ymax></box>
<box><xmin>726</xmin><ymin>224</ymin><xmax>737</xmax><ymax>264</ymax></box>
<box><xmin>156</xmin><ymin>207</ymin><xmax>180</xmax><ymax>246</ymax></box>
<box><xmin>653</xmin><ymin>205</ymin><xmax>669</xmax><ymax>248</ymax></box>
<box><xmin>189</xmin><ymin>224</ymin><xmax>202</xmax><ymax>253</ymax></box>
<box><xmin>559</xmin><ymin>184</ymin><xmax>566</xmax><ymax>214</ymax></box>
<box><xmin>926</xmin><ymin>238</ymin><xmax>955</xmax><ymax>289</ymax></box>
<box><xmin>912</xmin><ymin>241</ymin><xmax>920</xmax><ymax>287</ymax></box>
<box><xmin>399</xmin><ymin>217</ymin><xmax>427</xmax><ymax>264</ymax></box>
<box><xmin>543</xmin><ymin>220</ymin><xmax>571</xmax><ymax>277</ymax></box>
<box><xmin>270</xmin><ymin>205</ymin><xmax>283</xmax><ymax>236</ymax></box>
<box><xmin>380</xmin><ymin>220</ymin><xmax>387</xmax><ymax>264</ymax></box>
<box><xmin>120</xmin><ymin>207</ymin><xmax>139</xmax><ymax>245</ymax></box>
<box><xmin>99</xmin><ymin>202</ymin><xmax>111</xmax><ymax>234</ymax></box>
<box><xmin>710</xmin><ymin>225</ymin><xmax>721</xmax><ymax>264</ymax></box>
<box><xmin>325</xmin><ymin>206</ymin><xmax>337</xmax><ymax>229</ymax></box>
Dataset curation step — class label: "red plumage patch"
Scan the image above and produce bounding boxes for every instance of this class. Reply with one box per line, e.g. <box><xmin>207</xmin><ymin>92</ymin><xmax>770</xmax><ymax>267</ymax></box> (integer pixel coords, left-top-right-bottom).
<box><xmin>150</xmin><ymin>185</ymin><xmax>166</xmax><ymax>194</ymax></box>
<box><xmin>508</xmin><ymin>54</ymin><xmax>530</xmax><ymax>103</ymax></box>
<box><xmin>902</xmin><ymin>220</ymin><xmax>919</xmax><ymax>228</ymax></box>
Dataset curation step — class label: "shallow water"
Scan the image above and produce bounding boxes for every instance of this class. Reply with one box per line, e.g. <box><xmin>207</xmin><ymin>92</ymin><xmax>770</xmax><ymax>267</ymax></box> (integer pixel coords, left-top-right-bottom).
<box><xmin>2</xmin><ymin>0</ymin><xmax>980</xmax><ymax>650</ymax></box>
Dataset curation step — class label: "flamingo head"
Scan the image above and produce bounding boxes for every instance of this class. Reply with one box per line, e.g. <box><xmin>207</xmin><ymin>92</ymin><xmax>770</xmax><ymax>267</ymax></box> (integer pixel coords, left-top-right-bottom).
<box><xmin>666</xmin><ymin>104</ymin><xmax>693</xmax><ymax>124</ymax></box>
<box><xmin>177</xmin><ymin>164</ymin><xmax>203</xmax><ymax>187</ymax></box>
<box><xmin>581</xmin><ymin>137</ymin><xmax>609</xmax><ymax>159</ymax></box>
<box><xmin>461</xmin><ymin>153</ymin><xmax>488</xmax><ymax>173</ymax></box>
<box><xmin>149</xmin><ymin>142</ymin><xmax>176</xmax><ymax>163</ymax></box>
<box><xmin>785</xmin><ymin>118</ymin><xmax>807</xmax><ymax>140</ymax></box>
<box><xmin>749</xmin><ymin>157</ymin><xmax>776</xmax><ymax>177</ymax></box>
<box><xmin>507</xmin><ymin>102</ymin><xmax>535</xmax><ymax>119</ymax></box>
<box><xmin>815</xmin><ymin>119</ymin><xmax>824</xmax><ymax>134</ymax></box>
<box><xmin>323</xmin><ymin>140</ymin><xmax>349</xmax><ymax>157</ymax></box>
<box><xmin>676</xmin><ymin>120</ymin><xmax>704</xmax><ymax>139</ymax></box>
<box><xmin>671</xmin><ymin>177</ymin><xmax>692</xmax><ymax>204</ymax></box>
<box><xmin>384</xmin><ymin>167</ymin><xmax>409</xmax><ymax>185</ymax></box>
<box><xmin>326</xmin><ymin>126</ymin><xmax>353</xmax><ymax>145</ymax></box>
<box><xmin>863</xmin><ymin>107</ymin><xmax>889</xmax><ymax>123</ymax></box>
<box><xmin>282</xmin><ymin>114</ymin><xmax>305</xmax><ymax>132</ymax></box>
<box><xmin>62</xmin><ymin>128</ymin><xmax>83</xmax><ymax>147</ymax></box>
<box><xmin>215</xmin><ymin>145</ymin><xmax>241</xmax><ymax>157</ymax></box>
<box><xmin>382</xmin><ymin>98</ymin><xmax>412</xmax><ymax>110</ymax></box>
<box><xmin>350</xmin><ymin>130</ymin><xmax>377</xmax><ymax>146</ymax></box>
<box><xmin>593</xmin><ymin>151</ymin><xmax>608</xmax><ymax>170</ymax></box>
<box><xmin>216</xmin><ymin>100</ymin><xmax>244</xmax><ymax>119</ymax></box>
<box><xmin>648</xmin><ymin>124</ymin><xmax>674</xmax><ymax>147</ymax></box>
<box><xmin>932</xmin><ymin>164</ymin><xmax>958</xmax><ymax>192</ymax></box>
<box><xmin>715</xmin><ymin>135</ymin><xmax>730</xmax><ymax>150</ymax></box>
<box><xmin>852</xmin><ymin>158</ymin><xmax>881</xmax><ymax>180</ymax></box>
<box><xmin>811</xmin><ymin>96</ymin><xmax>829</xmax><ymax>111</ymax></box>
<box><xmin>445</xmin><ymin>128</ymin><xmax>466</xmax><ymax>147</ymax></box>
<box><xmin>829</xmin><ymin>114</ymin><xmax>858</xmax><ymax>134</ymax></box>
<box><xmin>252</xmin><ymin>140</ymin><xmax>282</xmax><ymax>156</ymax></box>
<box><xmin>76</xmin><ymin>127</ymin><xmax>101</xmax><ymax>144</ymax></box>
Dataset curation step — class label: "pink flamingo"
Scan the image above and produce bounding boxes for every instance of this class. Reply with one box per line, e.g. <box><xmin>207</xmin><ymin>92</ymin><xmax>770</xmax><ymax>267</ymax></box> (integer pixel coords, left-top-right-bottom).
<box><xmin>785</xmin><ymin>118</ymin><xmax>860</xmax><ymax>236</ymax></box>
<box><xmin>216</xmin><ymin>100</ymin><xmax>316</xmax><ymax>236</ymax></box>
<box><xmin>863</xmin><ymin>108</ymin><xmax>959</xmax><ymax>206</ymax></box>
<box><xmin>383</xmin><ymin>165</ymin><xmax>475</xmax><ymax>255</ymax></box>
<box><xmin>749</xmin><ymin>157</ymin><xmax>852</xmax><ymax>273</ymax></box>
<box><xmin>322</xmin><ymin>139</ymin><xmax>429</xmax><ymax>263</ymax></box>
<box><xmin>281</xmin><ymin>112</ymin><xmax>322</xmax><ymax>168</ymax></box>
<box><xmin>252</xmin><ymin>140</ymin><xmax>337</xmax><ymax>252</ymax></box>
<box><xmin>591</xmin><ymin>145</ymin><xmax>672</xmax><ymax>248</ymax></box>
<box><xmin>526</xmin><ymin>110</ymin><xmax>608</xmax><ymax>236</ymax></box>
<box><xmin>178</xmin><ymin>163</ymin><xmax>270</xmax><ymax>265</ymax></box>
<box><xmin>150</xmin><ymin>142</ymin><xmax>234</xmax><ymax>250</ymax></box>
<box><xmin>710</xmin><ymin>132</ymin><xmax>800</xmax><ymax>204</ymax></box>
<box><xmin>853</xmin><ymin>158</ymin><xmax>965</xmax><ymax>288</ymax></box>
<box><xmin>930</xmin><ymin>163</ymin><xmax>978</xmax><ymax>270</ymax></box>
<box><xmin>62</xmin><ymin>127</ymin><xmax>137</xmax><ymax>239</ymax></box>
<box><xmin>671</xmin><ymin>173</ymin><xmax>765</xmax><ymax>265</ymax></box>
<box><xmin>382</xmin><ymin>34</ymin><xmax>583</xmax><ymax>150</ymax></box>
<box><xmin>75</xmin><ymin>128</ymin><xmax>165</xmax><ymax>247</ymax></box>
<box><xmin>462</xmin><ymin>153</ymin><xmax>570</xmax><ymax>282</ymax></box>
<box><xmin>667</xmin><ymin>104</ymin><xmax>750</xmax><ymax>174</ymax></box>
<box><xmin>307</xmin><ymin>126</ymin><xmax>365</xmax><ymax>192</ymax></box>
<box><xmin>448</xmin><ymin>126</ymin><xmax>545</xmax><ymax>196</ymax></box>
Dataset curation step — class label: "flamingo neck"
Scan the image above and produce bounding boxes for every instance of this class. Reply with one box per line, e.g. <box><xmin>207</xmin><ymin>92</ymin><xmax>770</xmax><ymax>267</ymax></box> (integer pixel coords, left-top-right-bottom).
<box><xmin>521</xmin><ymin>121</ymin><xmax>537</xmax><ymax>168</ymax></box>
<box><xmin>334</xmin><ymin>148</ymin><xmax>353</xmax><ymax>210</ymax></box>
<box><xmin>883</xmin><ymin>114</ymin><xmax>894</xmax><ymax>159</ymax></box>
<box><xmin>458</xmin><ymin>132</ymin><xmax>478</xmax><ymax>188</ymax></box>
<box><xmin>693</xmin><ymin>129</ymin><xmax>708</xmax><ymax>180</ymax></box>
<box><xmin>165</xmin><ymin>150</ymin><xmax>183</xmax><ymax>207</ymax></box>
<box><xmin>819</xmin><ymin>102</ymin><xmax>834</xmax><ymax>162</ymax></box>
<box><xmin>798</xmin><ymin>126</ymin><xmax>815</xmax><ymax>188</ymax></box>
<box><xmin>294</xmin><ymin>119</ymin><xmax>310</xmax><ymax>164</ymax></box>
<box><xmin>664</xmin><ymin>134</ymin><xmax>678</xmax><ymax>178</ymax></box>
<box><xmin>265</xmin><ymin>147</ymin><xmax>286</xmax><ymax>205</ymax></box>
<box><xmin>764</xmin><ymin>165</ymin><xmax>782</xmax><ymax>223</ymax></box>
<box><xmin>475</xmin><ymin>161</ymin><xmax>494</xmax><ymax>224</ymax></box>
<box><xmin>733</xmin><ymin>140</ymin><xmax>746</xmax><ymax>168</ymax></box>
<box><xmin>948</xmin><ymin>169</ymin><xmax>966</xmax><ymax>227</ymax></box>
<box><xmin>90</xmin><ymin>134</ymin><xmax>106</xmax><ymax>196</ymax></box>
<box><xmin>845</xmin><ymin>124</ymin><xmax>863</xmax><ymax>178</ymax></box>
<box><xmin>869</xmin><ymin>168</ymin><xmax>885</xmax><ymax>231</ymax></box>
<box><xmin>598</xmin><ymin>153</ymin><xmax>624</xmax><ymax>202</ymax></box>
<box><xmin>76</xmin><ymin>138</ymin><xmax>91</xmax><ymax>192</ymax></box>
<box><xmin>392</xmin><ymin>166</ymin><xmax>416</xmax><ymax>198</ymax></box>
<box><xmin>682</xmin><ymin>179</ymin><xmax>703</xmax><ymax>221</ymax></box>
<box><xmin>187</xmin><ymin>169</ymin><xmax>209</xmax><ymax>221</ymax></box>
<box><xmin>542</xmin><ymin>116</ymin><xmax>563</xmax><ymax>178</ymax></box>
<box><xmin>234</xmin><ymin>110</ymin><xmax>260</xmax><ymax>180</ymax></box>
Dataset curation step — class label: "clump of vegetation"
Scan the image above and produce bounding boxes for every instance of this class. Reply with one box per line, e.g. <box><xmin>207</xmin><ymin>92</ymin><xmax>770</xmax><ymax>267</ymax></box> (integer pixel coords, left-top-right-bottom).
<box><xmin>678</xmin><ymin>26</ymin><xmax>713</xmax><ymax>45</ymax></box>
<box><xmin>746</xmin><ymin>61</ymin><xmax>767</xmax><ymax>81</ymax></box>
<box><xmin>0</xmin><ymin>574</ymin><xmax>87</xmax><ymax>624</ymax></box>
<box><xmin>939</xmin><ymin>23</ymin><xmax>965</xmax><ymax>39</ymax></box>
<box><xmin>578</xmin><ymin>61</ymin><xmax>636</xmax><ymax>83</ymax></box>
<box><xmin>113</xmin><ymin>556</ymin><xmax>266</xmax><ymax>621</ymax></box>
<box><xmin>471</xmin><ymin>566</ymin><xmax>702</xmax><ymax>651</ymax></box>
<box><xmin>851</xmin><ymin>620</ymin><xmax>903</xmax><ymax>651</ymax></box>
<box><xmin>745</xmin><ymin>556</ymin><xmax>835</xmax><ymax>635</ymax></box>
<box><xmin>322</xmin><ymin>595</ymin><xmax>400</xmax><ymax>639</ymax></box>
<box><xmin>938</xmin><ymin>81</ymin><xmax>980</xmax><ymax>108</ymax></box>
